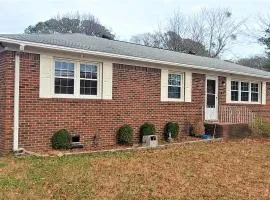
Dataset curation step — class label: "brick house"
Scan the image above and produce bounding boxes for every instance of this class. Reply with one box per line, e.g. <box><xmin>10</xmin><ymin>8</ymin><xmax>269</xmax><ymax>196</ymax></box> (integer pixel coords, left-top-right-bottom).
<box><xmin>0</xmin><ymin>34</ymin><xmax>269</xmax><ymax>153</ymax></box>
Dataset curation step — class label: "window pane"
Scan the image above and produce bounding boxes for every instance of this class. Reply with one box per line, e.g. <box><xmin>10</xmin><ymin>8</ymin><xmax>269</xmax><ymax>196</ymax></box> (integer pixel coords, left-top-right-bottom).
<box><xmin>92</xmin><ymin>72</ymin><xmax>97</xmax><ymax>79</ymax></box>
<box><xmin>55</xmin><ymin>70</ymin><xmax>61</xmax><ymax>76</ymax></box>
<box><xmin>241</xmin><ymin>92</ymin><xmax>249</xmax><ymax>101</ymax></box>
<box><xmin>85</xmin><ymin>72</ymin><xmax>92</xmax><ymax>79</ymax></box>
<box><xmin>168</xmin><ymin>86</ymin><xmax>181</xmax><ymax>99</ymax></box>
<box><xmin>67</xmin><ymin>86</ymin><xmax>74</xmax><ymax>94</ymax></box>
<box><xmin>54</xmin><ymin>78</ymin><xmax>74</xmax><ymax>94</ymax></box>
<box><xmin>85</xmin><ymin>65</ymin><xmax>91</xmax><ymax>72</ymax></box>
<box><xmin>207</xmin><ymin>80</ymin><xmax>216</xmax><ymax>94</ymax></box>
<box><xmin>80</xmin><ymin>64</ymin><xmax>98</xmax><ymax>80</ymax></box>
<box><xmin>251</xmin><ymin>93</ymin><xmax>259</xmax><ymax>102</ymax></box>
<box><xmin>62</xmin><ymin>62</ymin><xmax>68</xmax><ymax>70</ymax></box>
<box><xmin>55</xmin><ymin>85</ymin><xmax>60</xmax><ymax>94</ymax></box>
<box><xmin>80</xmin><ymin>80</ymin><xmax>98</xmax><ymax>95</ymax></box>
<box><xmin>91</xmin><ymin>80</ymin><xmax>97</xmax><ymax>88</ymax></box>
<box><xmin>55</xmin><ymin>61</ymin><xmax>61</xmax><ymax>70</ymax></box>
<box><xmin>85</xmin><ymin>80</ymin><xmax>91</xmax><ymax>87</ymax></box>
<box><xmin>91</xmin><ymin>88</ymin><xmax>97</xmax><ymax>95</ymax></box>
<box><xmin>80</xmin><ymin>63</ymin><xmax>99</xmax><ymax>96</ymax></box>
<box><xmin>251</xmin><ymin>83</ymin><xmax>259</xmax><ymax>92</ymax></box>
<box><xmin>168</xmin><ymin>74</ymin><xmax>181</xmax><ymax>86</ymax></box>
<box><xmin>80</xmin><ymin>64</ymin><xmax>86</xmax><ymax>78</ymax></box>
<box><xmin>241</xmin><ymin>82</ymin><xmax>249</xmax><ymax>91</ymax></box>
<box><xmin>231</xmin><ymin>81</ymin><xmax>239</xmax><ymax>91</ymax></box>
<box><xmin>92</xmin><ymin>66</ymin><xmax>97</xmax><ymax>73</ymax></box>
<box><xmin>168</xmin><ymin>73</ymin><xmax>181</xmax><ymax>99</ymax></box>
<box><xmin>55</xmin><ymin>61</ymin><xmax>74</xmax><ymax>78</ymax></box>
<box><xmin>231</xmin><ymin>91</ymin><xmax>239</xmax><ymax>101</ymax></box>
<box><xmin>85</xmin><ymin>88</ymin><xmax>91</xmax><ymax>95</ymax></box>
<box><xmin>207</xmin><ymin>94</ymin><xmax>215</xmax><ymax>107</ymax></box>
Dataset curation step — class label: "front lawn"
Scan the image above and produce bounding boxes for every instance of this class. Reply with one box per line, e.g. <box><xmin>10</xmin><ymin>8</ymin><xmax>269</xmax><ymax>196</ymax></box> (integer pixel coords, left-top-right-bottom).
<box><xmin>0</xmin><ymin>140</ymin><xmax>270</xmax><ymax>199</ymax></box>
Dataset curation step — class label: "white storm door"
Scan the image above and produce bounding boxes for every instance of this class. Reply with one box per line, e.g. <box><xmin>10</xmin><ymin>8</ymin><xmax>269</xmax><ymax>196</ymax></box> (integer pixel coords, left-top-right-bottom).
<box><xmin>205</xmin><ymin>76</ymin><xmax>218</xmax><ymax>121</ymax></box>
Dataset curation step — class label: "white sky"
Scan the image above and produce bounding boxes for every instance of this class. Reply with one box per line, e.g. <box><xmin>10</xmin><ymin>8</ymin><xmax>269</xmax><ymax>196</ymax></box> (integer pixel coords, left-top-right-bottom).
<box><xmin>0</xmin><ymin>0</ymin><xmax>269</xmax><ymax>59</ymax></box>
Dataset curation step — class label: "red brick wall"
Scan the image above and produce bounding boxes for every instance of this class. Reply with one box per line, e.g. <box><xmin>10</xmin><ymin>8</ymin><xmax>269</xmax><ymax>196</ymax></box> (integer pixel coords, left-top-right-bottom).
<box><xmin>13</xmin><ymin>53</ymin><xmax>205</xmax><ymax>152</ymax></box>
<box><xmin>2</xmin><ymin>51</ymin><xmax>269</xmax><ymax>152</ymax></box>
<box><xmin>0</xmin><ymin>51</ymin><xmax>15</xmax><ymax>153</ymax></box>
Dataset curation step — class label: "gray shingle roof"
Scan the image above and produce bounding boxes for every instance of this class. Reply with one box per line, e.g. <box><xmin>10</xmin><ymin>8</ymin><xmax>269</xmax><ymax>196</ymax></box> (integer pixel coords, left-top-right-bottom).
<box><xmin>0</xmin><ymin>33</ymin><xmax>269</xmax><ymax>78</ymax></box>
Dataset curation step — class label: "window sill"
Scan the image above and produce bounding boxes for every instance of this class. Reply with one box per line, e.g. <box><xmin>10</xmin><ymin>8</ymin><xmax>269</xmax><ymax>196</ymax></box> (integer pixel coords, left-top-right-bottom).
<box><xmin>161</xmin><ymin>98</ymin><xmax>185</xmax><ymax>102</ymax></box>
<box><xmin>51</xmin><ymin>94</ymin><xmax>102</xmax><ymax>99</ymax></box>
<box><xmin>227</xmin><ymin>101</ymin><xmax>261</xmax><ymax>105</ymax></box>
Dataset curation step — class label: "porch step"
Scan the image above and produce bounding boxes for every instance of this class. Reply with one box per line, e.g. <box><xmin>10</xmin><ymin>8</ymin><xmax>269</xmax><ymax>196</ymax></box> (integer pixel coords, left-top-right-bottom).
<box><xmin>204</xmin><ymin>123</ymin><xmax>252</xmax><ymax>138</ymax></box>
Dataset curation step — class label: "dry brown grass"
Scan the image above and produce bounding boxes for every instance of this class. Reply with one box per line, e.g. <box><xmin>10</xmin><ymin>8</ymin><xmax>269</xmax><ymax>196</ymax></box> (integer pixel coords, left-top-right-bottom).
<box><xmin>0</xmin><ymin>140</ymin><xmax>270</xmax><ymax>200</ymax></box>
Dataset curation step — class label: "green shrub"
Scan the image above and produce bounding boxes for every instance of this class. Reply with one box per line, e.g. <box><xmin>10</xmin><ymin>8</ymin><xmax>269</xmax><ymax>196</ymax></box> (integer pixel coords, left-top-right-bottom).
<box><xmin>140</xmin><ymin>122</ymin><xmax>156</xmax><ymax>140</ymax></box>
<box><xmin>51</xmin><ymin>129</ymin><xmax>72</xmax><ymax>149</ymax></box>
<box><xmin>117</xmin><ymin>125</ymin><xmax>133</xmax><ymax>144</ymax></box>
<box><xmin>164</xmin><ymin>122</ymin><xmax>179</xmax><ymax>139</ymax></box>
<box><xmin>252</xmin><ymin>118</ymin><xmax>270</xmax><ymax>137</ymax></box>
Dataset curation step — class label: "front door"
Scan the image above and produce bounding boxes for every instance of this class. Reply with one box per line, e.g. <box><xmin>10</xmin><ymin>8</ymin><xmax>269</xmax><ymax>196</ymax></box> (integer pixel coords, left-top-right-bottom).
<box><xmin>205</xmin><ymin>76</ymin><xmax>218</xmax><ymax>121</ymax></box>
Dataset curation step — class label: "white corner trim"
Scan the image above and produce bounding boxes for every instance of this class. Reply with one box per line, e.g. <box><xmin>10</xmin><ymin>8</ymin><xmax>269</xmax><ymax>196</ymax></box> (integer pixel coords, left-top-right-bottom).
<box><xmin>1</xmin><ymin>37</ymin><xmax>270</xmax><ymax>79</ymax></box>
<box><xmin>13</xmin><ymin>53</ymin><xmax>20</xmax><ymax>151</ymax></box>
<box><xmin>262</xmin><ymin>81</ymin><xmax>267</xmax><ymax>105</ymax></box>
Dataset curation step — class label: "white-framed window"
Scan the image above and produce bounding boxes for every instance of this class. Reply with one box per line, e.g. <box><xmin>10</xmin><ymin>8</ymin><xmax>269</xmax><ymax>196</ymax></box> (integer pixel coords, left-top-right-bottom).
<box><xmin>80</xmin><ymin>63</ymin><xmax>98</xmax><ymax>96</ymax></box>
<box><xmin>53</xmin><ymin>59</ymin><xmax>100</xmax><ymax>98</ymax></box>
<box><xmin>54</xmin><ymin>60</ymin><xmax>75</xmax><ymax>95</ymax></box>
<box><xmin>231</xmin><ymin>81</ymin><xmax>239</xmax><ymax>101</ymax></box>
<box><xmin>241</xmin><ymin>82</ymin><xmax>249</xmax><ymax>101</ymax></box>
<box><xmin>168</xmin><ymin>73</ymin><xmax>183</xmax><ymax>100</ymax></box>
<box><xmin>251</xmin><ymin>83</ymin><xmax>259</xmax><ymax>102</ymax></box>
<box><xmin>230</xmin><ymin>80</ymin><xmax>261</xmax><ymax>103</ymax></box>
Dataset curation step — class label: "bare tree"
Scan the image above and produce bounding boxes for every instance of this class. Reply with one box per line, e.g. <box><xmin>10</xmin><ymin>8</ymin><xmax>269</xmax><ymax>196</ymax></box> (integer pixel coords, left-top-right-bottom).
<box><xmin>130</xmin><ymin>32</ymin><xmax>163</xmax><ymax>48</ymax></box>
<box><xmin>237</xmin><ymin>56</ymin><xmax>269</xmax><ymax>70</ymax></box>
<box><xmin>130</xmin><ymin>8</ymin><xmax>243</xmax><ymax>58</ymax></box>
<box><xmin>201</xmin><ymin>8</ymin><xmax>242</xmax><ymax>57</ymax></box>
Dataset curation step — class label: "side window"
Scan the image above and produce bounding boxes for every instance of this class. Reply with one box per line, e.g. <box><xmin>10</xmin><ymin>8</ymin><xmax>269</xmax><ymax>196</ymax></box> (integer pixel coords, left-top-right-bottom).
<box><xmin>241</xmin><ymin>82</ymin><xmax>249</xmax><ymax>101</ymax></box>
<box><xmin>231</xmin><ymin>81</ymin><xmax>239</xmax><ymax>101</ymax></box>
<box><xmin>251</xmin><ymin>83</ymin><xmax>259</xmax><ymax>102</ymax></box>
<box><xmin>168</xmin><ymin>73</ymin><xmax>182</xmax><ymax>99</ymax></box>
<box><xmin>230</xmin><ymin>80</ymin><xmax>260</xmax><ymax>103</ymax></box>
<box><xmin>80</xmin><ymin>64</ymin><xmax>98</xmax><ymax>96</ymax></box>
<box><xmin>54</xmin><ymin>61</ymin><xmax>74</xmax><ymax>94</ymax></box>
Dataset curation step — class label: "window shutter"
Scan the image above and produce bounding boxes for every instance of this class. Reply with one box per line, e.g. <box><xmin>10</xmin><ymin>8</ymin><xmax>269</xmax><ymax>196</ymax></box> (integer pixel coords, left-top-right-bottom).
<box><xmin>184</xmin><ymin>71</ymin><xmax>192</xmax><ymax>102</ymax></box>
<box><xmin>39</xmin><ymin>54</ymin><xmax>53</xmax><ymax>98</ymax></box>
<box><xmin>226</xmin><ymin>76</ymin><xmax>231</xmax><ymax>103</ymax></box>
<box><xmin>262</xmin><ymin>81</ymin><xmax>267</xmax><ymax>105</ymax></box>
<box><xmin>102</xmin><ymin>61</ymin><xmax>113</xmax><ymax>99</ymax></box>
<box><xmin>161</xmin><ymin>69</ymin><xmax>168</xmax><ymax>101</ymax></box>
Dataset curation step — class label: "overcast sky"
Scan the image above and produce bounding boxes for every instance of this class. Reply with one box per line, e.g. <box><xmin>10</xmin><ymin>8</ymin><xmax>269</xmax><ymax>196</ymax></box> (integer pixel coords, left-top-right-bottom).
<box><xmin>0</xmin><ymin>0</ymin><xmax>269</xmax><ymax>59</ymax></box>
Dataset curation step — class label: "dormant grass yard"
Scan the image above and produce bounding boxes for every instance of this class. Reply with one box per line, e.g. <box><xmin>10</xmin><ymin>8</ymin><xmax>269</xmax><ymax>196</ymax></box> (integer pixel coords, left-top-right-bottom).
<box><xmin>0</xmin><ymin>140</ymin><xmax>270</xmax><ymax>200</ymax></box>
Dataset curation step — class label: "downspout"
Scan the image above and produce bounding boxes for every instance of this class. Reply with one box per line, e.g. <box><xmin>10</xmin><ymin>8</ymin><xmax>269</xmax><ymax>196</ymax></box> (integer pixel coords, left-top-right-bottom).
<box><xmin>13</xmin><ymin>45</ymin><xmax>24</xmax><ymax>151</ymax></box>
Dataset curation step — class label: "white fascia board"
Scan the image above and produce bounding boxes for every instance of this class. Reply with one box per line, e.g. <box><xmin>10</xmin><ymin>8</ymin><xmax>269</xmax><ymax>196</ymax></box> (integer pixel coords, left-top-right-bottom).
<box><xmin>1</xmin><ymin>37</ymin><xmax>270</xmax><ymax>79</ymax></box>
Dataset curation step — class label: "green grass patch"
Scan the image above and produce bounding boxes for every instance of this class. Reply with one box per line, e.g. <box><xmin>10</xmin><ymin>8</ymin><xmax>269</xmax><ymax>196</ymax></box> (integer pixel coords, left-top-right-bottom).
<box><xmin>0</xmin><ymin>140</ymin><xmax>270</xmax><ymax>199</ymax></box>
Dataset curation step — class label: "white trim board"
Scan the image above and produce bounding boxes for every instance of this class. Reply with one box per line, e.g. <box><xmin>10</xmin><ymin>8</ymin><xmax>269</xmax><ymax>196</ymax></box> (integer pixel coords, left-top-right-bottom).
<box><xmin>13</xmin><ymin>53</ymin><xmax>20</xmax><ymax>151</ymax></box>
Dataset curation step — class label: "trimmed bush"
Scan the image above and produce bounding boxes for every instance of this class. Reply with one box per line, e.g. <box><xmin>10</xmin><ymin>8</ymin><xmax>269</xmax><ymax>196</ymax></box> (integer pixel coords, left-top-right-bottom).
<box><xmin>117</xmin><ymin>125</ymin><xmax>133</xmax><ymax>144</ymax></box>
<box><xmin>51</xmin><ymin>129</ymin><xmax>72</xmax><ymax>149</ymax></box>
<box><xmin>164</xmin><ymin>122</ymin><xmax>179</xmax><ymax>139</ymax></box>
<box><xmin>190</xmin><ymin>121</ymin><xmax>205</xmax><ymax>137</ymax></box>
<box><xmin>140</xmin><ymin>122</ymin><xmax>156</xmax><ymax>140</ymax></box>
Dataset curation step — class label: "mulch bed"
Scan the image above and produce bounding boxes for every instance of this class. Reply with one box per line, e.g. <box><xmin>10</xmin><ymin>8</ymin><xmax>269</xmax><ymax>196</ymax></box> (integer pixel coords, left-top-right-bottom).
<box><xmin>38</xmin><ymin>136</ymin><xmax>209</xmax><ymax>157</ymax></box>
